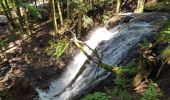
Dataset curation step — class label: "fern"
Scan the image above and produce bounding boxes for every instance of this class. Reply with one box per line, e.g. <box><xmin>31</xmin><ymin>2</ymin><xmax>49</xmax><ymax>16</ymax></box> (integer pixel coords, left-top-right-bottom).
<box><xmin>46</xmin><ymin>38</ymin><xmax>70</xmax><ymax>59</ymax></box>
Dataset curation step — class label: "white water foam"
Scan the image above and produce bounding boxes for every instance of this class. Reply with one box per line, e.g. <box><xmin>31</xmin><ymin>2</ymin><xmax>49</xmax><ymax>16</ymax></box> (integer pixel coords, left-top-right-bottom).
<box><xmin>36</xmin><ymin>27</ymin><xmax>119</xmax><ymax>100</ymax></box>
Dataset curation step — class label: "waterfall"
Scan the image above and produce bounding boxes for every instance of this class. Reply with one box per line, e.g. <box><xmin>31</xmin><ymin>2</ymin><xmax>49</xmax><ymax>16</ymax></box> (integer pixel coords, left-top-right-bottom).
<box><xmin>36</xmin><ymin>13</ymin><xmax>167</xmax><ymax>100</ymax></box>
<box><xmin>36</xmin><ymin>27</ymin><xmax>119</xmax><ymax>100</ymax></box>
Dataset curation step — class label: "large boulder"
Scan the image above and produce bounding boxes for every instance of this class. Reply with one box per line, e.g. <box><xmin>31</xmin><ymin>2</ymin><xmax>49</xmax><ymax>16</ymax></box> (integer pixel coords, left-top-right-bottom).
<box><xmin>0</xmin><ymin>15</ymin><xmax>8</xmax><ymax>34</ymax></box>
<box><xmin>37</xmin><ymin>13</ymin><xmax>168</xmax><ymax>100</ymax></box>
<box><xmin>0</xmin><ymin>15</ymin><xmax>8</xmax><ymax>26</ymax></box>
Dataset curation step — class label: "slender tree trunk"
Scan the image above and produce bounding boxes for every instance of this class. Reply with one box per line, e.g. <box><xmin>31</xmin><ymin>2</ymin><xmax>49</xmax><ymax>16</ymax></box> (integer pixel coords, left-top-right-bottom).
<box><xmin>23</xmin><ymin>8</ymin><xmax>32</xmax><ymax>35</ymax></box>
<box><xmin>52</xmin><ymin>0</ymin><xmax>58</xmax><ymax>36</ymax></box>
<box><xmin>14</xmin><ymin>0</ymin><xmax>25</xmax><ymax>32</ymax></box>
<box><xmin>49</xmin><ymin>0</ymin><xmax>53</xmax><ymax>18</ymax></box>
<box><xmin>34</xmin><ymin>0</ymin><xmax>37</xmax><ymax>8</ymax></box>
<box><xmin>135</xmin><ymin>0</ymin><xmax>146</xmax><ymax>13</ymax></box>
<box><xmin>57</xmin><ymin>0</ymin><xmax>63</xmax><ymax>25</ymax></box>
<box><xmin>67</xmin><ymin>0</ymin><xmax>73</xmax><ymax>19</ymax></box>
<box><xmin>18</xmin><ymin>0</ymin><xmax>32</xmax><ymax>35</ymax></box>
<box><xmin>77</xmin><ymin>11</ymin><xmax>83</xmax><ymax>38</ymax></box>
<box><xmin>67</xmin><ymin>0</ymin><xmax>70</xmax><ymax>18</ymax></box>
<box><xmin>116</xmin><ymin>0</ymin><xmax>121</xmax><ymax>13</ymax></box>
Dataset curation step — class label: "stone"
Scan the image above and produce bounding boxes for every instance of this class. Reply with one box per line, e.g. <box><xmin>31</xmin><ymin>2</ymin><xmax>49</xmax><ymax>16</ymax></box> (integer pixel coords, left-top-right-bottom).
<box><xmin>37</xmin><ymin>13</ymin><xmax>168</xmax><ymax>100</ymax></box>
<box><xmin>0</xmin><ymin>15</ymin><xmax>8</xmax><ymax>26</ymax></box>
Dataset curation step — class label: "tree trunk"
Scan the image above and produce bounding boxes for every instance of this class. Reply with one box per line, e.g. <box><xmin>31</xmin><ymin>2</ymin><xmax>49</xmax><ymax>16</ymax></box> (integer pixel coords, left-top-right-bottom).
<box><xmin>49</xmin><ymin>0</ymin><xmax>53</xmax><ymax>18</ymax></box>
<box><xmin>67</xmin><ymin>0</ymin><xmax>72</xmax><ymax>19</ymax></box>
<box><xmin>135</xmin><ymin>0</ymin><xmax>146</xmax><ymax>13</ymax></box>
<box><xmin>52</xmin><ymin>0</ymin><xmax>58</xmax><ymax>37</ymax></box>
<box><xmin>116</xmin><ymin>0</ymin><xmax>121</xmax><ymax>13</ymax></box>
<box><xmin>13</xmin><ymin>0</ymin><xmax>25</xmax><ymax>32</ymax></box>
<box><xmin>34</xmin><ymin>0</ymin><xmax>37</xmax><ymax>8</ymax></box>
<box><xmin>77</xmin><ymin>11</ymin><xmax>83</xmax><ymax>38</ymax></box>
<box><xmin>23</xmin><ymin>8</ymin><xmax>32</xmax><ymax>35</ymax></box>
<box><xmin>57</xmin><ymin>0</ymin><xmax>63</xmax><ymax>26</ymax></box>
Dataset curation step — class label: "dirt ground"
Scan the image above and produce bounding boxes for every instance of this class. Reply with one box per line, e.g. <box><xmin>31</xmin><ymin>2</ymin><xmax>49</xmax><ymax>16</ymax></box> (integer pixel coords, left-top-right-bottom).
<box><xmin>0</xmin><ymin>20</ymin><xmax>80</xmax><ymax>100</ymax></box>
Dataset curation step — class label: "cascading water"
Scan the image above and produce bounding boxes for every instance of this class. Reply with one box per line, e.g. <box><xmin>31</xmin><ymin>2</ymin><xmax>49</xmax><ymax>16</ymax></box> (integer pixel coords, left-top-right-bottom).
<box><xmin>36</xmin><ymin>27</ymin><xmax>119</xmax><ymax>100</ymax></box>
<box><xmin>36</xmin><ymin>13</ymin><xmax>168</xmax><ymax>100</ymax></box>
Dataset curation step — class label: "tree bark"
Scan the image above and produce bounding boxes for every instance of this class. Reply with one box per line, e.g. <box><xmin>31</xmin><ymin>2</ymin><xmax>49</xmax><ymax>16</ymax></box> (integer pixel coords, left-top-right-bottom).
<box><xmin>116</xmin><ymin>0</ymin><xmax>121</xmax><ymax>13</ymax></box>
<box><xmin>13</xmin><ymin>0</ymin><xmax>25</xmax><ymax>32</ymax></box>
<box><xmin>135</xmin><ymin>0</ymin><xmax>146</xmax><ymax>13</ymax></box>
<box><xmin>57</xmin><ymin>0</ymin><xmax>63</xmax><ymax>26</ymax></box>
<box><xmin>77</xmin><ymin>11</ymin><xmax>83</xmax><ymax>38</ymax></box>
<box><xmin>52</xmin><ymin>0</ymin><xmax>58</xmax><ymax>37</ymax></box>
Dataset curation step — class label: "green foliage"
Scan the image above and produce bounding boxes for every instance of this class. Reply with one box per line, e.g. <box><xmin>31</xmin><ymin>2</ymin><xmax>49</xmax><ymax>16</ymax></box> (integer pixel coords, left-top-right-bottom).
<box><xmin>20</xmin><ymin>2</ymin><xmax>42</xmax><ymax>19</ymax></box>
<box><xmin>81</xmin><ymin>92</ymin><xmax>109</xmax><ymax>100</ymax></box>
<box><xmin>160</xmin><ymin>46</ymin><xmax>170</xmax><ymax>62</ymax></box>
<box><xmin>0</xmin><ymin>40</ymin><xmax>8</xmax><ymax>50</ymax></box>
<box><xmin>114</xmin><ymin>77</ymin><xmax>130</xmax><ymax>87</ymax></box>
<box><xmin>46</xmin><ymin>38</ymin><xmax>70</xmax><ymax>59</ymax></box>
<box><xmin>112</xmin><ymin>63</ymin><xmax>137</xmax><ymax>77</ymax></box>
<box><xmin>158</xmin><ymin>20</ymin><xmax>170</xmax><ymax>63</ymax></box>
<box><xmin>27</xmin><ymin>4</ymin><xmax>42</xmax><ymax>19</ymax></box>
<box><xmin>157</xmin><ymin>20</ymin><xmax>170</xmax><ymax>43</ymax></box>
<box><xmin>97</xmin><ymin>0</ymin><xmax>115</xmax><ymax>7</ymax></box>
<box><xmin>140</xmin><ymin>84</ymin><xmax>162</xmax><ymax>100</ymax></box>
<box><xmin>107</xmin><ymin>87</ymin><xmax>132</xmax><ymax>100</ymax></box>
<box><xmin>102</xmin><ymin>11</ymin><xmax>111</xmax><ymax>25</ymax></box>
<box><xmin>0</xmin><ymin>34</ymin><xmax>18</xmax><ymax>51</ymax></box>
<box><xmin>139</xmin><ymin>39</ymin><xmax>151</xmax><ymax>50</ymax></box>
<box><xmin>82</xmin><ymin>15</ymin><xmax>93</xmax><ymax>28</ymax></box>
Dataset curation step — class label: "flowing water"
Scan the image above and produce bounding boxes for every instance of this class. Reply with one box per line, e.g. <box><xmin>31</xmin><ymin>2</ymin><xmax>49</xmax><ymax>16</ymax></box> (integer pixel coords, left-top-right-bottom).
<box><xmin>36</xmin><ymin>13</ymin><xmax>167</xmax><ymax>100</ymax></box>
<box><xmin>36</xmin><ymin>27</ymin><xmax>119</xmax><ymax>100</ymax></box>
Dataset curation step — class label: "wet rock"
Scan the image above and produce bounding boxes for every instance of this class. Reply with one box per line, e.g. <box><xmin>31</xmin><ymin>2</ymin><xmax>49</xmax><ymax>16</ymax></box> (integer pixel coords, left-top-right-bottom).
<box><xmin>36</xmin><ymin>13</ymin><xmax>168</xmax><ymax>100</ymax></box>
<box><xmin>0</xmin><ymin>15</ymin><xmax>8</xmax><ymax>26</ymax></box>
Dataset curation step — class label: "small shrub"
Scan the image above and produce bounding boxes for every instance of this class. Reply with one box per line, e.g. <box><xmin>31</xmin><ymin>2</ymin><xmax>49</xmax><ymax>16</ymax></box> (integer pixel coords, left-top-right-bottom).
<box><xmin>81</xmin><ymin>92</ymin><xmax>109</xmax><ymax>100</ymax></box>
<box><xmin>46</xmin><ymin>38</ymin><xmax>70</xmax><ymax>59</ymax></box>
<box><xmin>0</xmin><ymin>40</ymin><xmax>8</xmax><ymax>51</ymax></box>
<box><xmin>114</xmin><ymin>77</ymin><xmax>130</xmax><ymax>87</ymax></box>
<box><xmin>107</xmin><ymin>87</ymin><xmax>132</xmax><ymax>100</ymax></box>
<box><xmin>140</xmin><ymin>84</ymin><xmax>162</xmax><ymax>100</ymax></box>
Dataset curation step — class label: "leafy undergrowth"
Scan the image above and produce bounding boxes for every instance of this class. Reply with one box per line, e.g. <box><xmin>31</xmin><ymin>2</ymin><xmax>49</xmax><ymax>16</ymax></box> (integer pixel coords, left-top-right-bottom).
<box><xmin>81</xmin><ymin>19</ymin><xmax>170</xmax><ymax>100</ymax></box>
<box><xmin>145</xmin><ymin>0</ymin><xmax>170</xmax><ymax>12</ymax></box>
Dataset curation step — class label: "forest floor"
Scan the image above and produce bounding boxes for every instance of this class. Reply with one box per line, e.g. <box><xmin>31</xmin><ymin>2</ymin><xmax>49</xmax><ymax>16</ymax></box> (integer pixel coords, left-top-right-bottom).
<box><xmin>0</xmin><ymin>12</ymin><xmax>170</xmax><ymax>100</ymax></box>
<box><xmin>0</xmin><ymin>20</ymin><xmax>82</xmax><ymax>100</ymax></box>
